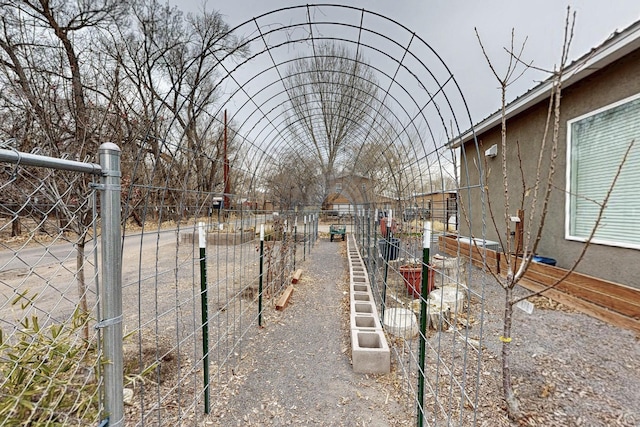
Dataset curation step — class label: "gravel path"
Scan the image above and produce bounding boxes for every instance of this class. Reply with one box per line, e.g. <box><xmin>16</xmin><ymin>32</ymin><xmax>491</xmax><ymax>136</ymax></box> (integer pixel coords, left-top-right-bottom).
<box><xmin>208</xmin><ymin>238</ymin><xmax>413</xmax><ymax>426</ymax></box>
<box><xmin>203</xmin><ymin>235</ymin><xmax>640</xmax><ymax>426</ymax></box>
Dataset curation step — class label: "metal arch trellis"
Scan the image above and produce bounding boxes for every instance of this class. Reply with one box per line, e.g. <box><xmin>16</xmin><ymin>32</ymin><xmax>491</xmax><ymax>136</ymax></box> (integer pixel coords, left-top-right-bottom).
<box><xmin>0</xmin><ymin>3</ymin><xmax>490</xmax><ymax>426</ymax></box>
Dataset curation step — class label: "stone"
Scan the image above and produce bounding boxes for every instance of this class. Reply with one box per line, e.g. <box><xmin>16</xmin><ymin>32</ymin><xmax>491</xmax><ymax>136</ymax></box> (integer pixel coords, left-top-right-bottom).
<box><xmin>383</xmin><ymin>307</ymin><xmax>419</xmax><ymax>339</ymax></box>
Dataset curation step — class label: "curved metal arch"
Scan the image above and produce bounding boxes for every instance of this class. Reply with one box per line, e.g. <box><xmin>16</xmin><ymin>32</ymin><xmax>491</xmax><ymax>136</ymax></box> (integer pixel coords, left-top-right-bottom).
<box><xmin>131</xmin><ymin>3</ymin><xmax>482</xmax><ymax>221</ymax></box>
<box><xmin>211</xmin><ymin>48</ymin><xmax>450</xmax><ymax>190</ymax></box>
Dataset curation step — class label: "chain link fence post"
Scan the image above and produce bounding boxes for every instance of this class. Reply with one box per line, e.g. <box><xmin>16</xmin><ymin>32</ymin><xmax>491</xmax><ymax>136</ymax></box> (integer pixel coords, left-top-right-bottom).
<box><xmin>97</xmin><ymin>143</ymin><xmax>123</xmax><ymax>426</ymax></box>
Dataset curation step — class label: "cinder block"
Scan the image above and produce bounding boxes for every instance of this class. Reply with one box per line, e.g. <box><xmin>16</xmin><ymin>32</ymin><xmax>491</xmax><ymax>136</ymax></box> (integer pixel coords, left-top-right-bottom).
<box><xmin>352</xmin><ymin>301</ymin><xmax>375</xmax><ymax>315</ymax></box>
<box><xmin>351</xmin><ymin>283</ymin><xmax>371</xmax><ymax>293</ymax></box>
<box><xmin>351</xmin><ymin>275</ymin><xmax>368</xmax><ymax>283</ymax></box>
<box><xmin>351</xmin><ymin>330</ymin><xmax>390</xmax><ymax>374</ymax></box>
<box><xmin>351</xmin><ymin>292</ymin><xmax>372</xmax><ymax>302</ymax></box>
<box><xmin>350</xmin><ymin>312</ymin><xmax>382</xmax><ymax>331</ymax></box>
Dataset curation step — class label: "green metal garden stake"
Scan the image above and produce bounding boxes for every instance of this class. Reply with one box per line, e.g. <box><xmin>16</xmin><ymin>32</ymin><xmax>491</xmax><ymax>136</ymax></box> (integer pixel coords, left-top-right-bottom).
<box><xmin>198</xmin><ymin>222</ymin><xmax>210</xmax><ymax>414</ymax></box>
<box><xmin>259</xmin><ymin>224</ymin><xmax>264</xmax><ymax>327</ymax></box>
<box><xmin>381</xmin><ymin>210</ymin><xmax>393</xmax><ymax>323</ymax></box>
<box><xmin>293</xmin><ymin>217</ymin><xmax>297</xmax><ymax>271</ymax></box>
<box><xmin>417</xmin><ymin>222</ymin><xmax>432</xmax><ymax>427</ymax></box>
<box><xmin>303</xmin><ymin>216</ymin><xmax>307</xmax><ymax>261</ymax></box>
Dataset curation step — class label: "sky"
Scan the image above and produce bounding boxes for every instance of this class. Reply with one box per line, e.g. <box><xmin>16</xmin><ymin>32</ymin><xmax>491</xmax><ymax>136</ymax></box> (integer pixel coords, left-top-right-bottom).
<box><xmin>174</xmin><ymin>0</ymin><xmax>640</xmax><ymax>125</ymax></box>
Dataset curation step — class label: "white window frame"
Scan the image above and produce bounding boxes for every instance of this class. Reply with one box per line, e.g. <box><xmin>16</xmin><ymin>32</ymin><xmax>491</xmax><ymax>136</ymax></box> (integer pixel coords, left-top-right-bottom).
<box><xmin>565</xmin><ymin>93</ymin><xmax>640</xmax><ymax>250</ymax></box>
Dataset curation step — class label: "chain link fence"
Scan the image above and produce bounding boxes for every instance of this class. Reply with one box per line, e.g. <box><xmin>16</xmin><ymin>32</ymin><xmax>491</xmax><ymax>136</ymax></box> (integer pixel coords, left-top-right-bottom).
<box><xmin>0</xmin><ymin>144</ymin><xmax>317</xmax><ymax>426</ymax></box>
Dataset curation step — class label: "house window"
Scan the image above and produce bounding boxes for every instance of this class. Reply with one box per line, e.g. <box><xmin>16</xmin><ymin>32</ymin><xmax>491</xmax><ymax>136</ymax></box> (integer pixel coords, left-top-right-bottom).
<box><xmin>335</xmin><ymin>183</ymin><xmax>342</xmax><ymax>192</ymax></box>
<box><xmin>566</xmin><ymin>94</ymin><xmax>640</xmax><ymax>249</ymax></box>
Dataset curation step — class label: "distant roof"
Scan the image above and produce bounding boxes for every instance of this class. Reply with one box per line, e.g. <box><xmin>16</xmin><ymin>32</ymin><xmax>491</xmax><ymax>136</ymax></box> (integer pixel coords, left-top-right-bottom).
<box><xmin>450</xmin><ymin>18</ymin><xmax>640</xmax><ymax>148</ymax></box>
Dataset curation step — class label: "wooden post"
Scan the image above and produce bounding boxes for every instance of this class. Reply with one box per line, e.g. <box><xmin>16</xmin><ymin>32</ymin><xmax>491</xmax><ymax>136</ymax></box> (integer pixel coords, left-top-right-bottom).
<box><xmin>515</xmin><ymin>209</ymin><xmax>524</xmax><ymax>255</ymax></box>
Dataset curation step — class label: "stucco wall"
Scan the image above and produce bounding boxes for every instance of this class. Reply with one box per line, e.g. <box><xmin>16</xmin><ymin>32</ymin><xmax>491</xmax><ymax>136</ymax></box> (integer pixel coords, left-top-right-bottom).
<box><xmin>461</xmin><ymin>47</ymin><xmax>640</xmax><ymax>288</ymax></box>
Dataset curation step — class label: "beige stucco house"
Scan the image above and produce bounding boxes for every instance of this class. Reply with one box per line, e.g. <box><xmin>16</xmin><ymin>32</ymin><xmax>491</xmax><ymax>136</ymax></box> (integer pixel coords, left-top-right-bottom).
<box><xmin>452</xmin><ymin>20</ymin><xmax>640</xmax><ymax>289</ymax></box>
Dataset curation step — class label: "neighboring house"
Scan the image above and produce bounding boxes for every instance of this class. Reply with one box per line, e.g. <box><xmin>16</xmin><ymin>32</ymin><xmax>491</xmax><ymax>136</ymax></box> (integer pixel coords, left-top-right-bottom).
<box><xmin>410</xmin><ymin>191</ymin><xmax>458</xmax><ymax>224</ymax></box>
<box><xmin>452</xmin><ymin>20</ymin><xmax>640</xmax><ymax>289</ymax></box>
<box><xmin>323</xmin><ymin>174</ymin><xmax>402</xmax><ymax>217</ymax></box>
<box><xmin>323</xmin><ymin>174</ymin><xmax>373</xmax><ymax>215</ymax></box>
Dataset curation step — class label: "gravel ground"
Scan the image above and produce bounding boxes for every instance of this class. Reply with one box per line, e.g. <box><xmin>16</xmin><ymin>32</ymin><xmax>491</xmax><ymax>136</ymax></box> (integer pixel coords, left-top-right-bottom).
<box><xmin>205</xmin><ymin>236</ymin><xmax>639</xmax><ymax>426</ymax></box>
<box><xmin>207</xmin><ymin>237</ymin><xmax>414</xmax><ymax>426</ymax></box>
<box><xmin>473</xmin><ymin>269</ymin><xmax>640</xmax><ymax>427</ymax></box>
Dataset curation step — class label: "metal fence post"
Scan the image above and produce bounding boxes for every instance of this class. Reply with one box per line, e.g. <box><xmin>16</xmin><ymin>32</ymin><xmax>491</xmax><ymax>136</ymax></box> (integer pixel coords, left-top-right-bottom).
<box><xmin>98</xmin><ymin>143</ymin><xmax>123</xmax><ymax>426</ymax></box>
<box><xmin>198</xmin><ymin>222</ymin><xmax>210</xmax><ymax>414</ymax></box>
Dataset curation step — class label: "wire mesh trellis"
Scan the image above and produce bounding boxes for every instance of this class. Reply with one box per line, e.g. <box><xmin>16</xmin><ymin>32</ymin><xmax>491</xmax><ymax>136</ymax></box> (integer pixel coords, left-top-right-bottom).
<box><xmin>0</xmin><ymin>2</ymin><xmax>491</xmax><ymax>426</ymax></box>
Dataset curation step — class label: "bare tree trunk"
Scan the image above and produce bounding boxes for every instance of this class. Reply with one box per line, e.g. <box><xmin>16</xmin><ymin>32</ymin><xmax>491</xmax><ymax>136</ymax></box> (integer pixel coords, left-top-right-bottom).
<box><xmin>502</xmin><ymin>286</ymin><xmax>520</xmax><ymax>420</ymax></box>
<box><xmin>11</xmin><ymin>217</ymin><xmax>21</xmax><ymax>237</ymax></box>
<box><xmin>76</xmin><ymin>238</ymin><xmax>89</xmax><ymax>341</ymax></box>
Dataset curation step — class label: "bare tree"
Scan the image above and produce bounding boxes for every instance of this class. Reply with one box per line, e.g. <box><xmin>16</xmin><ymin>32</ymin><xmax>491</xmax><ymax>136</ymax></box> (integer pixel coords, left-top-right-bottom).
<box><xmin>262</xmin><ymin>150</ymin><xmax>322</xmax><ymax>210</ymax></box>
<box><xmin>472</xmin><ymin>9</ymin><xmax>636</xmax><ymax>420</ymax></box>
<box><xmin>101</xmin><ymin>0</ymin><xmax>247</xmax><ymax>220</ymax></box>
<box><xmin>283</xmin><ymin>42</ymin><xmax>380</xmax><ymax>199</ymax></box>
<box><xmin>0</xmin><ymin>0</ymin><xmax>128</xmax><ymax>339</ymax></box>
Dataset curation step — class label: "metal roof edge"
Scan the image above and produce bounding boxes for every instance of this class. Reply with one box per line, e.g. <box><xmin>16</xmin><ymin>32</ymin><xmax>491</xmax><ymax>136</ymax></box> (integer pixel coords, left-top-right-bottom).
<box><xmin>450</xmin><ymin>19</ymin><xmax>640</xmax><ymax>148</ymax></box>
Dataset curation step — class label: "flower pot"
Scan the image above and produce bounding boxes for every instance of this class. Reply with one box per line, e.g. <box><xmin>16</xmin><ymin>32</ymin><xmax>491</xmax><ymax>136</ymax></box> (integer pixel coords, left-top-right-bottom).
<box><xmin>380</xmin><ymin>217</ymin><xmax>397</xmax><ymax>237</ymax></box>
<box><xmin>399</xmin><ymin>265</ymin><xmax>435</xmax><ymax>298</ymax></box>
<box><xmin>378</xmin><ymin>237</ymin><xmax>400</xmax><ymax>261</ymax></box>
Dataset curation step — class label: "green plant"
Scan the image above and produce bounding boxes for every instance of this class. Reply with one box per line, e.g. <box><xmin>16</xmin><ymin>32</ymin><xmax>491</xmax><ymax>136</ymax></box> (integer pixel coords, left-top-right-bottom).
<box><xmin>0</xmin><ymin>292</ymin><xmax>99</xmax><ymax>426</ymax></box>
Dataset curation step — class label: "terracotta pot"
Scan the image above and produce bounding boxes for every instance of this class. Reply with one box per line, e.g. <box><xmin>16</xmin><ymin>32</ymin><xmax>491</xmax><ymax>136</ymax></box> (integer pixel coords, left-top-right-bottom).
<box><xmin>380</xmin><ymin>217</ymin><xmax>397</xmax><ymax>236</ymax></box>
<box><xmin>399</xmin><ymin>265</ymin><xmax>435</xmax><ymax>298</ymax></box>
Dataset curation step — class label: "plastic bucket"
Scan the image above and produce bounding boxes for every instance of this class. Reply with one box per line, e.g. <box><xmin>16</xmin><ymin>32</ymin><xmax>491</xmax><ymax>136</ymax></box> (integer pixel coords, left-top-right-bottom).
<box><xmin>378</xmin><ymin>238</ymin><xmax>400</xmax><ymax>261</ymax></box>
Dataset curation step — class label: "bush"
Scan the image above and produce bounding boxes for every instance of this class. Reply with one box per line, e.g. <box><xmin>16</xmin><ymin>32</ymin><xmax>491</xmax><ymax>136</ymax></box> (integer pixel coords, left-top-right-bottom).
<box><xmin>0</xmin><ymin>292</ymin><xmax>99</xmax><ymax>426</ymax></box>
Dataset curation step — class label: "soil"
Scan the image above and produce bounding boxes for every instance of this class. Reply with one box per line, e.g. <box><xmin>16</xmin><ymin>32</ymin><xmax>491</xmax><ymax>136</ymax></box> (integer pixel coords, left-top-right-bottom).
<box><xmin>202</xmin><ymin>237</ymin><xmax>640</xmax><ymax>426</ymax></box>
<box><xmin>4</xmin><ymin>219</ymin><xmax>638</xmax><ymax>426</ymax></box>
<box><xmin>205</xmin><ymin>237</ymin><xmax>414</xmax><ymax>426</ymax></box>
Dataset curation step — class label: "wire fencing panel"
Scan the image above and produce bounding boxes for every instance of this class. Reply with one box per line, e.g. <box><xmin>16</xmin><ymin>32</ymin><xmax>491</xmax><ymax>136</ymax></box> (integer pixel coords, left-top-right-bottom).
<box><xmin>0</xmin><ymin>145</ymin><xmax>306</xmax><ymax>426</ymax></box>
<box><xmin>0</xmin><ymin>150</ymin><xmax>103</xmax><ymax>425</ymax></box>
<box><xmin>119</xmin><ymin>197</ymin><xmax>301</xmax><ymax>424</ymax></box>
<box><xmin>354</xmin><ymin>210</ymin><xmax>485</xmax><ymax>426</ymax></box>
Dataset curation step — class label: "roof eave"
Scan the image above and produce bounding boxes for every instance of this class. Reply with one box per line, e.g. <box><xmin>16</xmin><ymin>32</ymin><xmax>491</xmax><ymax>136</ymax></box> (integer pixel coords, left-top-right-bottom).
<box><xmin>449</xmin><ymin>20</ymin><xmax>640</xmax><ymax>149</ymax></box>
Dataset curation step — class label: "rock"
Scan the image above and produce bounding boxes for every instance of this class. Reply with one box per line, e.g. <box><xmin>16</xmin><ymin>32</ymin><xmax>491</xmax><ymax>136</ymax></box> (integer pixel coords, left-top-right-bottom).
<box><xmin>123</xmin><ymin>388</ymin><xmax>134</xmax><ymax>406</ymax></box>
<box><xmin>383</xmin><ymin>307</ymin><xmax>419</xmax><ymax>339</ymax></box>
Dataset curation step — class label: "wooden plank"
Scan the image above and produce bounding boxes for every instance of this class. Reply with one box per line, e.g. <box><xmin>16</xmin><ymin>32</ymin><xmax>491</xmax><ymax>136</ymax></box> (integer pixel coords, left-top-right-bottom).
<box><xmin>276</xmin><ymin>285</ymin><xmax>294</xmax><ymax>311</ymax></box>
<box><xmin>518</xmin><ymin>278</ymin><xmax>640</xmax><ymax>335</ymax></box>
<box><xmin>292</xmin><ymin>269</ymin><xmax>303</xmax><ymax>284</ymax></box>
<box><xmin>525</xmin><ymin>262</ymin><xmax>640</xmax><ymax>305</ymax></box>
<box><xmin>442</xmin><ymin>235</ymin><xmax>640</xmax><ymax>331</ymax></box>
<box><xmin>525</xmin><ymin>269</ymin><xmax>640</xmax><ymax>319</ymax></box>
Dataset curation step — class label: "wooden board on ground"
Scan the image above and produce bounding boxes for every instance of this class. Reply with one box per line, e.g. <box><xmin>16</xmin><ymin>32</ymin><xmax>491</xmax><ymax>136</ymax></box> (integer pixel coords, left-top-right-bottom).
<box><xmin>438</xmin><ymin>234</ymin><xmax>640</xmax><ymax>334</ymax></box>
<box><xmin>292</xmin><ymin>269</ymin><xmax>303</xmax><ymax>284</ymax></box>
<box><xmin>276</xmin><ymin>285</ymin><xmax>294</xmax><ymax>311</ymax></box>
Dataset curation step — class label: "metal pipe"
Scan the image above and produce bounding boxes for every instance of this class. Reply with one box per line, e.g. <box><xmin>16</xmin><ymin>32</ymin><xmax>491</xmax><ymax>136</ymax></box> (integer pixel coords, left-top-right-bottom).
<box><xmin>0</xmin><ymin>147</ymin><xmax>102</xmax><ymax>175</ymax></box>
<box><xmin>98</xmin><ymin>143</ymin><xmax>123</xmax><ymax>426</ymax></box>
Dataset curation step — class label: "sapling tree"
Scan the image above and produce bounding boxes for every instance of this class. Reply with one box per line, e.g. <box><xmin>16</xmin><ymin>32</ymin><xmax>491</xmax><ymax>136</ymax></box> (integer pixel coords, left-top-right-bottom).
<box><xmin>472</xmin><ymin>8</ymin><xmax>635</xmax><ymax>420</ymax></box>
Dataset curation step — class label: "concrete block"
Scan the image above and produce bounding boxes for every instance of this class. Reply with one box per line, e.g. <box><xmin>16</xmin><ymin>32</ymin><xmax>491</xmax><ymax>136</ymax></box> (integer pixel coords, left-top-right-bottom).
<box><xmin>351</xmin><ymin>330</ymin><xmax>390</xmax><ymax>374</ymax></box>
<box><xmin>350</xmin><ymin>312</ymin><xmax>382</xmax><ymax>331</ymax></box>
<box><xmin>352</xmin><ymin>301</ymin><xmax>376</xmax><ymax>315</ymax></box>
<box><xmin>351</xmin><ymin>283</ymin><xmax>371</xmax><ymax>294</ymax></box>
<box><xmin>350</xmin><ymin>275</ymin><xmax>368</xmax><ymax>283</ymax></box>
<box><xmin>351</xmin><ymin>292</ymin><xmax>372</xmax><ymax>303</ymax></box>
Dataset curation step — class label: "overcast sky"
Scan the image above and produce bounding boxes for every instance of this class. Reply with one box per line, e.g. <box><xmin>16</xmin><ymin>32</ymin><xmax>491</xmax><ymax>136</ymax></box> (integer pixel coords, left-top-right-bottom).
<box><xmin>175</xmin><ymin>0</ymin><xmax>640</xmax><ymax>127</ymax></box>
